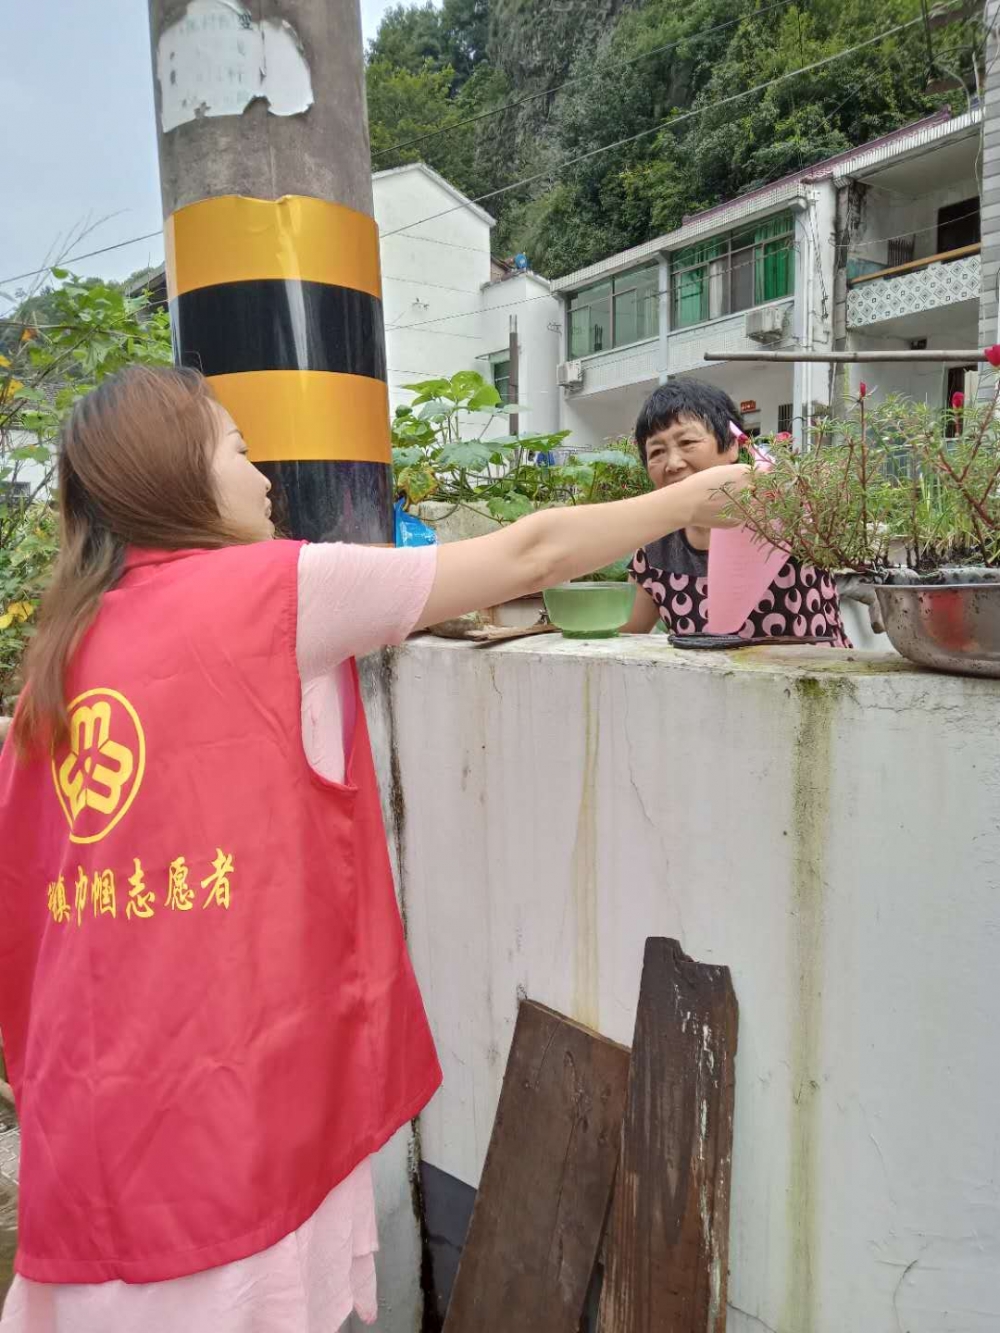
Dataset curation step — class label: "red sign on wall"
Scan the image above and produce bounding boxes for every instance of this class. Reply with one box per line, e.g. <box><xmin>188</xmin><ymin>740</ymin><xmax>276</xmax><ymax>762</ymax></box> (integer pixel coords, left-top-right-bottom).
<box><xmin>740</xmin><ymin>400</ymin><xmax>758</xmax><ymax>414</ymax></box>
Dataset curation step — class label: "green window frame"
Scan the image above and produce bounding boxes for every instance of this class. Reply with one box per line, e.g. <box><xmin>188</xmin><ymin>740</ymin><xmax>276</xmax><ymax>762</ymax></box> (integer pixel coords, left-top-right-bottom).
<box><xmin>671</xmin><ymin>213</ymin><xmax>795</xmax><ymax>330</ymax></box>
<box><xmin>491</xmin><ymin>356</ymin><xmax>511</xmax><ymax>404</ymax></box>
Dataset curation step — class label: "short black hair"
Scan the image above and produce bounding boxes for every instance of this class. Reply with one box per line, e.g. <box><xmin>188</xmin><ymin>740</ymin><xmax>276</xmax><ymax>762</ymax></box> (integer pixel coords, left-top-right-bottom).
<box><xmin>634</xmin><ymin>379</ymin><xmax>743</xmax><ymax>464</ymax></box>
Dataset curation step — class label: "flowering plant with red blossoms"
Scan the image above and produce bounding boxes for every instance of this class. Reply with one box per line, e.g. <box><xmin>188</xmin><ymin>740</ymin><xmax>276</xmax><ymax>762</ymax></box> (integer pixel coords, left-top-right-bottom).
<box><xmin>721</xmin><ymin>361</ymin><xmax>1000</xmax><ymax>574</ymax></box>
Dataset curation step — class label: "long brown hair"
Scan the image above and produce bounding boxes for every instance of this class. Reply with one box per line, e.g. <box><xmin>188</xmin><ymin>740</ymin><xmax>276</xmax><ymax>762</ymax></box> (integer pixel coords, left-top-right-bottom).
<box><xmin>14</xmin><ymin>365</ymin><xmax>250</xmax><ymax>756</ymax></box>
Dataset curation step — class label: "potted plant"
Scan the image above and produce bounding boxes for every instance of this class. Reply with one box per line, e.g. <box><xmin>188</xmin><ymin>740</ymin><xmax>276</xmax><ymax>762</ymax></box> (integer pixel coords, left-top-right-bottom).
<box><xmin>725</xmin><ymin>356</ymin><xmax>1000</xmax><ymax>676</ymax></box>
<box><xmin>392</xmin><ymin>375</ymin><xmax>649</xmax><ymax>637</ymax></box>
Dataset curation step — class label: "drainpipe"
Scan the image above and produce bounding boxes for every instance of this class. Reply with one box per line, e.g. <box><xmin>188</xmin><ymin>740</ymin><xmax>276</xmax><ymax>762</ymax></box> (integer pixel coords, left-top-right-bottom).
<box><xmin>558</xmin><ymin>293</ymin><xmax>570</xmax><ymax>434</ymax></box>
<box><xmin>508</xmin><ymin>315</ymin><xmax>520</xmax><ymax>435</ymax></box>
<box><xmin>802</xmin><ymin>196</ymin><xmax>815</xmax><ymax>439</ymax></box>
<box><xmin>977</xmin><ymin>0</ymin><xmax>1000</xmax><ymax>397</ymax></box>
<box><xmin>832</xmin><ymin>183</ymin><xmax>851</xmax><ymax>412</ymax></box>
<box><xmin>792</xmin><ymin>207</ymin><xmax>810</xmax><ymax>447</ymax></box>
<box><xmin>657</xmin><ymin>253</ymin><xmax>671</xmax><ymax>385</ymax></box>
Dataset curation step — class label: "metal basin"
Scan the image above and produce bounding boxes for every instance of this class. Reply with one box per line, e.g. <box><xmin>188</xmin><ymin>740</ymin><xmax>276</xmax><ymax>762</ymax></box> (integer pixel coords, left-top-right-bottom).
<box><xmin>875</xmin><ymin>577</ymin><xmax>1000</xmax><ymax>677</ymax></box>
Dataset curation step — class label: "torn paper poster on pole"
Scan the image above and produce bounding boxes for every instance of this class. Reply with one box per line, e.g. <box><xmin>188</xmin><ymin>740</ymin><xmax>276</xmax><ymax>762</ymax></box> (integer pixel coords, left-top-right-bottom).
<box><xmin>156</xmin><ymin>0</ymin><xmax>314</xmax><ymax>134</ymax></box>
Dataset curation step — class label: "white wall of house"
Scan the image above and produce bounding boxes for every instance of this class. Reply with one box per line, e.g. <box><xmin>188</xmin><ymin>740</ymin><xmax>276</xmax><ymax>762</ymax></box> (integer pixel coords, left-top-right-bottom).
<box><xmin>855</xmin><ymin>178</ymin><xmax>980</xmax><ymax>268</ymax></box>
<box><xmin>551</xmin><ymin>118</ymin><xmax>980</xmax><ymax>449</ymax></box>
<box><xmin>682</xmin><ymin>361</ymin><xmax>795</xmax><ymax>435</ymax></box>
<box><xmin>1</xmin><ymin>430</ymin><xmax>49</xmax><ymax>500</ymax></box>
<box><xmin>845</xmin><ymin>306</ymin><xmax>980</xmax><ymax>408</ymax></box>
<box><xmin>373</xmin><ymin>165</ymin><xmax>562</xmax><ymax>439</ymax></box>
<box><xmin>393</xmin><ymin>634</ymin><xmax>1000</xmax><ymax>1333</ymax></box>
<box><xmin>374</xmin><ymin>165</ymin><xmax>496</xmax><ymax>417</ymax></box>
<box><xmin>557</xmin><ymin>195</ymin><xmax>830</xmax><ymax>447</ymax></box>
<box><xmin>480</xmin><ymin>272</ymin><xmax>562</xmax><ymax>436</ymax></box>
<box><xmin>841</xmin><ymin>125</ymin><xmax>982</xmax><ymax>414</ymax></box>
<box><xmin>560</xmin><ymin>379</ymin><xmax>654</xmax><ymax>447</ymax></box>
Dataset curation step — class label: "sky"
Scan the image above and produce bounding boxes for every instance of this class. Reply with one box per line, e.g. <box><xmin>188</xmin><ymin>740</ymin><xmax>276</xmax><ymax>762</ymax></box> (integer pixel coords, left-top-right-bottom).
<box><xmin>0</xmin><ymin>0</ymin><xmax>411</xmax><ymax>307</ymax></box>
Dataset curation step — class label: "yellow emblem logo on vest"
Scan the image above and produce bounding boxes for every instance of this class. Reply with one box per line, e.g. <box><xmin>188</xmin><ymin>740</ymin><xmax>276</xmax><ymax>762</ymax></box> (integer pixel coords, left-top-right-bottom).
<box><xmin>52</xmin><ymin>689</ymin><xmax>146</xmax><ymax>845</ymax></box>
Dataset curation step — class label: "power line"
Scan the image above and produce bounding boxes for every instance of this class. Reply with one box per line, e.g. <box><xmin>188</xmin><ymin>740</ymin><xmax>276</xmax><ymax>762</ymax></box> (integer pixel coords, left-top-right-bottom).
<box><xmin>1</xmin><ymin>222</ymin><xmax>498</xmax><ymax>294</ymax></box>
<box><xmin>379</xmin><ymin>10</ymin><xmax>954</xmax><ymax>246</ymax></box>
<box><xmin>3</xmin><ymin>196</ymin><xmax>982</xmax><ymax>346</ymax></box>
<box><xmin>0</xmin><ymin>6</ymin><xmax>972</xmax><ymax>302</ymax></box>
<box><xmin>387</xmin><ymin>193</ymin><xmax>985</xmax><ymax>337</ymax></box>
<box><xmin>373</xmin><ymin>0</ymin><xmax>799</xmax><ymax>161</ymax></box>
<box><xmin>0</xmin><ymin>231</ymin><xmax>163</xmax><ymax>291</ymax></box>
<box><xmin>385</xmin><ymin>242</ymin><xmax>805</xmax><ymax>334</ymax></box>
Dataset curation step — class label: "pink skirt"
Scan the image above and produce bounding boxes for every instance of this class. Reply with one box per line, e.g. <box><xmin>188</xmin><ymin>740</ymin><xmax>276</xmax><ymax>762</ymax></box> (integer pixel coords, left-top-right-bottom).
<box><xmin>0</xmin><ymin>1159</ymin><xmax>378</xmax><ymax>1333</ymax></box>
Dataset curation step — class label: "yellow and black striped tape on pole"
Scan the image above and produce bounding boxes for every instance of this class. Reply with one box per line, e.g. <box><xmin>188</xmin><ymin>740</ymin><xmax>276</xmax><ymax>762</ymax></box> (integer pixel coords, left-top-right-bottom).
<box><xmin>165</xmin><ymin>194</ymin><xmax>394</xmax><ymax>544</ymax></box>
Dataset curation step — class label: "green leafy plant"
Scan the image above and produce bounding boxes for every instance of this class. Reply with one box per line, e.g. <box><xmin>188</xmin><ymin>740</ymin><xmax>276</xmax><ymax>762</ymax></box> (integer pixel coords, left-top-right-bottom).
<box><xmin>0</xmin><ymin>271</ymin><xmax>171</xmax><ymax>705</ymax></box>
<box><xmin>727</xmin><ymin>368</ymin><xmax>1000</xmax><ymax>577</ymax></box>
<box><xmin>392</xmin><ymin>370</ymin><xmax>648</xmax><ymax>527</ymax></box>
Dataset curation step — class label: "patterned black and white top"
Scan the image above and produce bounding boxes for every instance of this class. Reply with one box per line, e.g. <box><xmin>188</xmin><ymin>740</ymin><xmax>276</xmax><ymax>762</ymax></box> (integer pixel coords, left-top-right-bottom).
<box><xmin>629</xmin><ymin>530</ymin><xmax>850</xmax><ymax>646</ymax></box>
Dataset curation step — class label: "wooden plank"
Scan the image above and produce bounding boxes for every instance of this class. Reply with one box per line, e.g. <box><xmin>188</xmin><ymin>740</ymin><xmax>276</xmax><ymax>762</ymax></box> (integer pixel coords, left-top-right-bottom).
<box><xmin>443</xmin><ymin>1000</ymin><xmax>630</xmax><ymax>1333</ymax></box>
<box><xmin>848</xmin><ymin>241</ymin><xmax>980</xmax><ymax>286</ymax></box>
<box><xmin>598</xmin><ymin>938</ymin><xmax>739</xmax><ymax>1333</ymax></box>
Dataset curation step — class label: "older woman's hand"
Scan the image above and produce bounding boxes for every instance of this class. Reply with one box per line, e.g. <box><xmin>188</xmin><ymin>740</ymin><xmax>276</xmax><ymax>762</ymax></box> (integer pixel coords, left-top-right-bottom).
<box><xmin>678</xmin><ymin>463</ymin><xmax>751</xmax><ymax>529</ymax></box>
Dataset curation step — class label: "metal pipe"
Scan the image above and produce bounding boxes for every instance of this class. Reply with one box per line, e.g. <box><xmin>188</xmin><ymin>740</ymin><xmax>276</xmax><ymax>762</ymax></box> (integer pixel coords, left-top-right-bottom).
<box><xmin>704</xmin><ymin>349</ymin><xmax>992</xmax><ymax>363</ymax></box>
<box><xmin>508</xmin><ymin>315</ymin><xmax>520</xmax><ymax>436</ymax></box>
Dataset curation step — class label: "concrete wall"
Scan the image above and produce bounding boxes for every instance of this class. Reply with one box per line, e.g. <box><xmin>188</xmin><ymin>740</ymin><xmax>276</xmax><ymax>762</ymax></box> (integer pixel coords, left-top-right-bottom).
<box><xmin>357</xmin><ymin>655</ymin><xmax>423</xmax><ymax>1333</ymax></box>
<box><xmin>374</xmin><ymin>166</ymin><xmax>494</xmax><ymax>416</ymax></box>
<box><xmin>845</xmin><ymin>305</ymin><xmax>980</xmax><ymax>410</ymax></box>
<box><xmin>559</xmin><ymin>343</ymin><xmax>795</xmax><ymax>445</ymax></box>
<box><xmin>2</xmin><ymin>430</ymin><xmax>49</xmax><ymax>499</ymax></box>
<box><xmin>373</xmin><ymin>167</ymin><xmax>561</xmax><ymax>440</ymax></box>
<box><xmin>560</xmin><ymin>382</ymin><xmax>651</xmax><ymax>447</ymax></box>
<box><xmin>480</xmin><ymin>273</ymin><xmax>562</xmax><ymax>436</ymax></box>
<box><xmin>391</xmin><ymin>636</ymin><xmax>1000</xmax><ymax>1333</ymax></box>
<box><xmin>682</xmin><ymin>360</ymin><xmax>795</xmax><ymax>435</ymax></box>
<box><xmin>859</xmin><ymin>178</ymin><xmax>980</xmax><ymax>269</ymax></box>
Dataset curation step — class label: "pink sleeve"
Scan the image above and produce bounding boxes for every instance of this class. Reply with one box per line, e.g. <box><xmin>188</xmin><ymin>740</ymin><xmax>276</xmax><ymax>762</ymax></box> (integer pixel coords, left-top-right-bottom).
<box><xmin>296</xmin><ymin>542</ymin><xmax>437</xmax><ymax>679</ymax></box>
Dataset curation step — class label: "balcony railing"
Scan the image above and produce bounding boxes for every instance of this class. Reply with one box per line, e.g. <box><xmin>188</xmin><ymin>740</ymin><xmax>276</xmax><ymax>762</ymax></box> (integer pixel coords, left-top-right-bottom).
<box><xmin>846</xmin><ymin>243</ymin><xmax>981</xmax><ymax>328</ymax></box>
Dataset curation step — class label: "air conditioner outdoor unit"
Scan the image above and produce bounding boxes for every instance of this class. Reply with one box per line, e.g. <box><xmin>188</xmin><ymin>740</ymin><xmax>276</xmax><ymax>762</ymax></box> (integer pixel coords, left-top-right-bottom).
<box><xmin>557</xmin><ymin>359</ymin><xmax>584</xmax><ymax>388</ymax></box>
<box><xmin>744</xmin><ymin>306</ymin><xmax>786</xmax><ymax>344</ymax></box>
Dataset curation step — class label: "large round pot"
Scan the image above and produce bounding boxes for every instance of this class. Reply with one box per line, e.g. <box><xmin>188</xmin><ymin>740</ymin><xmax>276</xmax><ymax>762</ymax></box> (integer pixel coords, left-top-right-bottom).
<box><xmin>875</xmin><ymin>570</ymin><xmax>1000</xmax><ymax>677</ymax></box>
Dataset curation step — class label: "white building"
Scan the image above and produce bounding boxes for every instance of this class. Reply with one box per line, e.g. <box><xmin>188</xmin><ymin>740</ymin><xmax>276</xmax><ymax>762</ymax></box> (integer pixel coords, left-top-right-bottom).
<box><xmin>374</xmin><ymin>163</ymin><xmax>562</xmax><ymax>437</ymax></box>
<box><xmin>132</xmin><ymin>113</ymin><xmax>982</xmax><ymax>455</ymax></box>
<box><xmin>550</xmin><ymin>109</ymin><xmax>982</xmax><ymax>447</ymax></box>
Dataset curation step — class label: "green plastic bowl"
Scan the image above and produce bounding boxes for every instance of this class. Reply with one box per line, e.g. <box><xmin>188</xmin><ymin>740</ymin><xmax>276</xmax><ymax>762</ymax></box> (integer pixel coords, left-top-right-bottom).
<box><xmin>542</xmin><ymin>581</ymin><xmax>637</xmax><ymax>639</ymax></box>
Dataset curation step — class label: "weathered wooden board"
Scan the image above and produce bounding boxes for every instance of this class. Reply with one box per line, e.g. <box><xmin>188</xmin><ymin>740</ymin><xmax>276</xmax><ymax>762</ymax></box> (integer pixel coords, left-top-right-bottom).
<box><xmin>443</xmin><ymin>999</ymin><xmax>630</xmax><ymax>1333</ymax></box>
<box><xmin>598</xmin><ymin>938</ymin><xmax>739</xmax><ymax>1333</ymax></box>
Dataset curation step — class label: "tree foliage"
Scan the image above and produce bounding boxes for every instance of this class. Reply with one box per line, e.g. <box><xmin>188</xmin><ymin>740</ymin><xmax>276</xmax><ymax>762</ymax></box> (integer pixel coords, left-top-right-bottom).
<box><xmin>367</xmin><ymin>0</ymin><xmax>982</xmax><ymax>275</ymax></box>
<box><xmin>0</xmin><ymin>273</ymin><xmax>171</xmax><ymax>704</ymax></box>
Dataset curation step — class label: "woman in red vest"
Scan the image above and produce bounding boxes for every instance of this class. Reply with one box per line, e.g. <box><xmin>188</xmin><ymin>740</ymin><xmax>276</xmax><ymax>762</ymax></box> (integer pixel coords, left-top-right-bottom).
<box><xmin>0</xmin><ymin>365</ymin><xmax>743</xmax><ymax>1331</ymax></box>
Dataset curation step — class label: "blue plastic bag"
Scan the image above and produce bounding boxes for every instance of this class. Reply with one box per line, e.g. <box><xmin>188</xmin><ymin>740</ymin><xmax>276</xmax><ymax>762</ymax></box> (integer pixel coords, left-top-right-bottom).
<box><xmin>394</xmin><ymin>498</ymin><xmax>437</xmax><ymax>548</ymax></box>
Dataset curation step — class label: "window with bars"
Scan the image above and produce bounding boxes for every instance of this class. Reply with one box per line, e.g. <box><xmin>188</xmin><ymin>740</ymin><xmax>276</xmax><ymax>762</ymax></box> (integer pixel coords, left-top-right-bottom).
<box><xmin>671</xmin><ymin>212</ymin><xmax>795</xmax><ymax>330</ymax></box>
<box><xmin>777</xmin><ymin>403</ymin><xmax>793</xmax><ymax>435</ymax></box>
<box><xmin>491</xmin><ymin>357</ymin><xmax>511</xmax><ymax>404</ymax></box>
<box><xmin>566</xmin><ymin>264</ymin><xmax>659</xmax><ymax>358</ymax></box>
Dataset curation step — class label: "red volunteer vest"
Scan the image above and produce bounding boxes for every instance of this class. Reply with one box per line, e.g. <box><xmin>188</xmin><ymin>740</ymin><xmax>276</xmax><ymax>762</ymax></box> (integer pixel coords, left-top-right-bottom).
<box><xmin>0</xmin><ymin>542</ymin><xmax>441</xmax><ymax>1283</ymax></box>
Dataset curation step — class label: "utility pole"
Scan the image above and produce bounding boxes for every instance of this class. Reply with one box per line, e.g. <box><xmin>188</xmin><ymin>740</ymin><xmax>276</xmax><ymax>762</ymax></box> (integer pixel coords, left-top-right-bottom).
<box><xmin>508</xmin><ymin>315</ymin><xmax>519</xmax><ymax>435</ymax></box>
<box><xmin>146</xmin><ymin>0</ymin><xmax>393</xmax><ymax>544</ymax></box>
